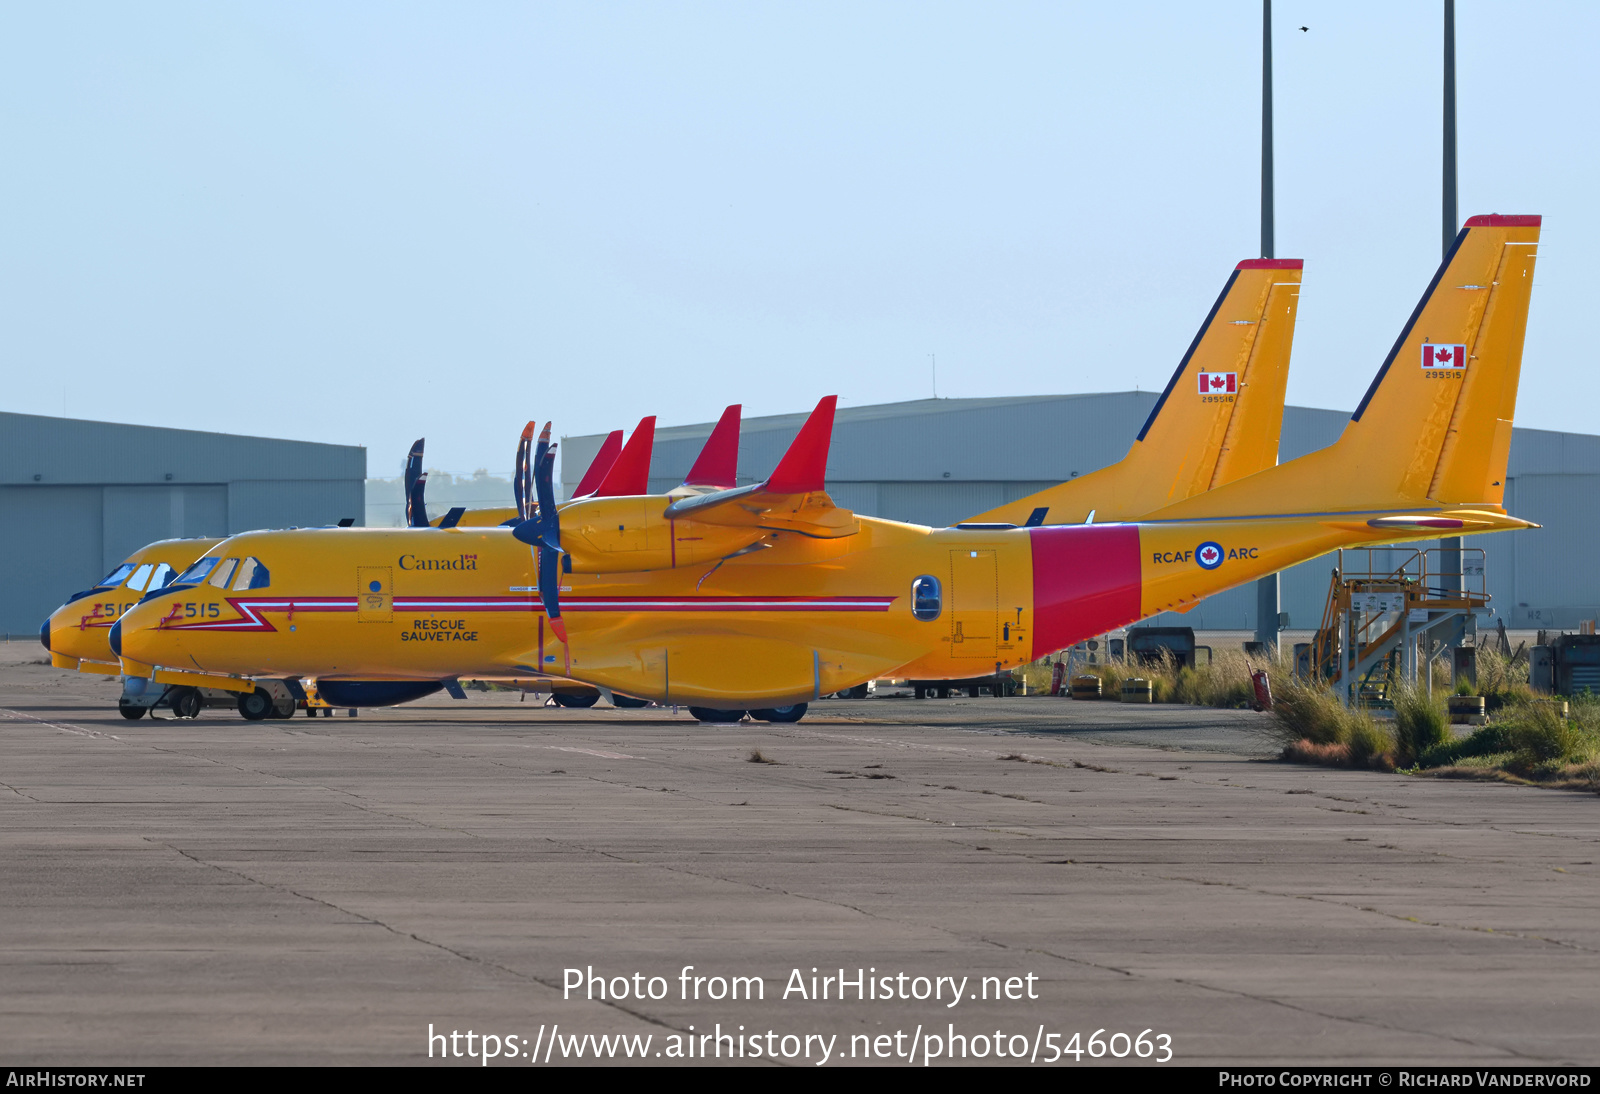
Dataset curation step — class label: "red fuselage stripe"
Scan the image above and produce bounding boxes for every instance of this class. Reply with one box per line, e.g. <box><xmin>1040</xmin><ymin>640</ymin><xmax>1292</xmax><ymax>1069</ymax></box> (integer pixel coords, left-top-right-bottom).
<box><xmin>154</xmin><ymin>594</ymin><xmax>898</xmax><ymax>631</ymax></box>
<box><xmin>1028</xmin><ymin>525</ymin><xmax>1143</xmax><ymax>660</ymax></box>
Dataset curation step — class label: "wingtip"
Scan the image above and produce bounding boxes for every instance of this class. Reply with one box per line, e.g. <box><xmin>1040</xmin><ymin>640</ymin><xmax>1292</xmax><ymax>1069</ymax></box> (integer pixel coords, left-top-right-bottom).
<box><xmin>521</xmin><ymin>422</ymin><xmax>536</xmax><ymax>440</ymax></box>
<box><xmin>1235</xmin><ymin>258</ymin><xmax>1303</xmax><ymax>270</ymax></box>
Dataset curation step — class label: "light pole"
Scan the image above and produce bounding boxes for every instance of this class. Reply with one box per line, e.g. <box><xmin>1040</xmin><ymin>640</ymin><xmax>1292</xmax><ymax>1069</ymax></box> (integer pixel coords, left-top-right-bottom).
<box><xmin>1438</xmin><ymin>0</ymin><xmax>1463</xmax><ymax>621</ymax></box>
<box><xmin>1253</xmin><ymin>0</ymin><xmax>1282</xmax><ymax>654</ymax></box>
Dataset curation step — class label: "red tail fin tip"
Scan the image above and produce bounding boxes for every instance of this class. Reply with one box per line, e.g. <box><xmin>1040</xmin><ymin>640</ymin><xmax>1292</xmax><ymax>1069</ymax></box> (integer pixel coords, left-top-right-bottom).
<box><xmin>765</xmin><ymin>396</ymin><xmax>837</xmax><ymax>494</ymax></box>
<box><xmin>574</xmin><ymin>430</ymin><xmax>624</xmax><ymax>498</ymax></box>
<box><xmin>684</xmin><ymin>404</ymin><xmax>742</xmax><ymax>488</ymax></box>
<box><xmin>594</xmin><ymin>416</ymin><xmax>657</xmax><ymax>497</ymax></box>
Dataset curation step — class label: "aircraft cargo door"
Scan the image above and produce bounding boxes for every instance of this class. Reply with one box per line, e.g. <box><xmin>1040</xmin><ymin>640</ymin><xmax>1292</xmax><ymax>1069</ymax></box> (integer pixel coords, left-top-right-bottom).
<box><xmin>948</xmin><ymin>549</ymin><xmax>998</xmax><ymax>659</ymax></box>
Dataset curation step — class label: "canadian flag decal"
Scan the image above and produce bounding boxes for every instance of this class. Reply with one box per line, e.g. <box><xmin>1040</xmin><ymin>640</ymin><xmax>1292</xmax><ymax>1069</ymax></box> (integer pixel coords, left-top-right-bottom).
<box><xmin>1197</xmin><ymin>372</ymin><xmax>1237</xmax><ymax>394</ymax></box>
<box><xmin>1421</xmin><ymin>344</ymin><xmax>1467</xmax><ymax>369</ymax></box>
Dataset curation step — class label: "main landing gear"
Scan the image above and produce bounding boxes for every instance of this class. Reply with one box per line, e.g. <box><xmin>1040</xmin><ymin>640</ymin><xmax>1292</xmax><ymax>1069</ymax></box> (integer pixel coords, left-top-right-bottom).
<box><xmin>687</xmin><ymin>704</ymin><xmax>808</xmax><ymax>724</ymax></box>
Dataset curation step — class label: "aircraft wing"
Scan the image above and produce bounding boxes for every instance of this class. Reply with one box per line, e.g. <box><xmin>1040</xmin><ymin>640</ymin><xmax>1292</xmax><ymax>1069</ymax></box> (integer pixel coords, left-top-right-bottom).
<box><xmin>663</xmin><ymin>482</ymin><xmax>857</xmax><ymax>538</ymax></box>
<box><xmin>661</xmin><ymin>396</ymin><xmax>857</xmax><ymax>539</ymax></box>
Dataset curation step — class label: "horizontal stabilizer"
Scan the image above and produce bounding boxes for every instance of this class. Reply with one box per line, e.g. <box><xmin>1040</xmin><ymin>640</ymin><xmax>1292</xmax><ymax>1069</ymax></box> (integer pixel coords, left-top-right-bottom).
<box><xmin>594</xmin><ymin>416</ymin><xmax>657</xmax><ymax>497</ymax></box>
<box><xmin>684</xmin><ymin>405</ymin><xmax>742</xmax><ymax>488</ymax></box>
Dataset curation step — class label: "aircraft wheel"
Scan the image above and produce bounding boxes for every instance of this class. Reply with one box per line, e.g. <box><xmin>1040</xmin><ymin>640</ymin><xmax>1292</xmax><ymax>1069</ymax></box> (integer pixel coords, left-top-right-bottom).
<box><xmin>750</xmin><ymin>704</ymin><xmax>807</xmax><ymax>724</ymax></box>
<box><xmin>936</xmin><ymin>686</ymin><xmax>951</xmax><ymax>699</ymax></box>
<box><xmin>238</xmin><ymin>689</ymin><xmax>274</xmax><ymax>721</ymax></box>
<box><xmin>117</xmin><ymin>700</ymin><xmax>146</xmax><ymax>721</ymax></box>
<box><xmin>552</xmin><ymin>692</ymin><xmax>599</xmax><ymax>709</ymax></box>
<box><xmin>267</xmin><ymin>697</ymin><xmax>296</xmax><ymax>719</ymax></box>
<box><xmin>688</xmin><ymin>706</ymin><xmax>745</xmax><ymax>723</ymax></box>
<box><xmin>913</xmin><ymin>686</ymin><xmax>927</xmax><ymax>700</ymax></box>
<box><xmin>170</xmin><ymin>687</ymin><xmax>202</xmax><ymax>720</ymax></box>
<box><xmin>612</xmin><ymin>694</ymin><xmax>650</xmax><ymax>708</ymax></box>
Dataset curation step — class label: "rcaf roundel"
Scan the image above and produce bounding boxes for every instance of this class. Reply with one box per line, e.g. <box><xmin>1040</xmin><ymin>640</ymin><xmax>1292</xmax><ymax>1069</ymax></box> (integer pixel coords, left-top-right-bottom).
<box><xmin>1197</xmin><ymin>372</ymin><xmax>1237</xmax><ymax>394</ymax></box>
<box><xmin>1421</xmin><ymin>343</ymin><xmax>1467</xmax><ymax>369</ymax></box>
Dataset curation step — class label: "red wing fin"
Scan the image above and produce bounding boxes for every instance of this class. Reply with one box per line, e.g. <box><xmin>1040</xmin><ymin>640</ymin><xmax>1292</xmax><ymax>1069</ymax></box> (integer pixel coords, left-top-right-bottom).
<box><xmin>683</xmin><ymin>404</ymin><xmax>742</xmax><ymax>488</ymax></box>
<box><xmin>593</xmin><ymin>416</ymin><xmax>657</xmax><ymax>497</ymax></box>
<box><xmin>764</xmin><ymin>396</ymin><xmax>836</xmax><ymax>494</ymax></box>
<box><xmin>574</xmin><ymin>430</ymin><xmax>624</xmax><ymax>498</ymax></box>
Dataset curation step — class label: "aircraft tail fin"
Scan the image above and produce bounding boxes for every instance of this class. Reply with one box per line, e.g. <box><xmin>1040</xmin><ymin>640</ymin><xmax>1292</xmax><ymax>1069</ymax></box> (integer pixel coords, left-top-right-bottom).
<box><xmin>573</xmin><ymin>429</ymin><xmax>624</xmax><ymax>498</ymax></box>
<box><xmin>593</xmin><ymin>417</ymin><xmax>657</xmax><ymax>497</ymax></box>
<box><xmin>962</xmin><ymin>259</ymin><xmax>1301</xmax><ymax>525</ymax></box>
<box><xmin>684</xmin><ymin>405</ymin><xmax>742</xmax><ymax>488</ymax></box>
<box><xmin>765</xmin><ymin>396</ymin><xmax>836</xmax><ymax>493</ymax></box>
<box><xmin>1150</xmin><ymin>215</ymin><xmax>1540</xmax><ymax>520</ymax></box>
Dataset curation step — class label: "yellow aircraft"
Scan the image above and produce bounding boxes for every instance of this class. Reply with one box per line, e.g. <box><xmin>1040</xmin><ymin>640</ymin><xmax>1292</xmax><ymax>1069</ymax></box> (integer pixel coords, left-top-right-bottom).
<box><xmin>964</xmin><ymin>258</ymin><xmax>1302</xmax><ymax>527</ymax></box>
<box><xmin>42</xmin><ymin>536</ymin><xmax>221</xmax><ymax>675</ymax></box>
<box><xmin>111</xmin><ymin>215</ymin><xmax>1539</xmax><ymax>724</ymax></box>
<box><xmin>417</xmin><ymin>417</ymin><xmax>642</xmax><ymax>530</ymax></box>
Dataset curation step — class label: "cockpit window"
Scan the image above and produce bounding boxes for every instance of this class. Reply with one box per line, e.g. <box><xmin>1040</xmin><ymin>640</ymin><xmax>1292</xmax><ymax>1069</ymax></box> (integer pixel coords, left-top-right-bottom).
<box><xmin>208</xmin><ymin>558</ymin><xmax>240</xmax><ymax>588</ymax></box>
<box><xmin>126</xmin><ymin>564</ymin><xmax>156</xmax><ymax>592</ymax></box>
<box><xmin>174</xmin><ymin>557</ymin><xmax>220</xmax><ymax>586</ymax></box>
<box><xmin>231</xmin><ymin>557</ymin><xmax>270</xmax><ymax>591</ymax></box>
<box><xmin>148</xmin><ymin>563</ymin><xmax>175</xmax><ymax>590</ymax></box>
<box><xmin>96</xmin><ymin>564</ymin><xmax>135</xmax><ymax>589</ymax></box>
<box><xmin>911</xmin><ymin>575</ymin><xmax>942</xmax><ymax>621</ymax></box>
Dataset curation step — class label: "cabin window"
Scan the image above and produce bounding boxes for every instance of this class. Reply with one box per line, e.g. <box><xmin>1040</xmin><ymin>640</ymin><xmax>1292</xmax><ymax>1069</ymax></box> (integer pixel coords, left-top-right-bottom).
<box><xmin>911</xmin><ymin>575</ymin><xmax>942</xmax><ymax>621</ymax></box>
<box><xmin>147</xmin><ymin>563</ymin><xmax>175</xmax><ymax>590</ymax></box>
<box><xmin>125</xmin><ymin>564</ymin><xmax>156</xmax><ymax>592</ymax></box>
<box><xmin>231</xmin><ymin>557</ymin><xmax>270</xmax><ymax>590</ymax></box>
<box><xmin>174</xmin><ymin>557</ymin><xmax>219</xmax><ymax>586</ymax></box>
<box><xmin>96</xmin><ymin>564</ymin><xmax>135</xmax><ymax>589</ymax></box>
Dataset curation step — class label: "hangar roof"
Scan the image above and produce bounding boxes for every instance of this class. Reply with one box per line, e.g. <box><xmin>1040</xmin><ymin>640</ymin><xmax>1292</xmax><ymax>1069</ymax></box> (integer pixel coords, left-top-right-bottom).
<box><xmin>563</xmin><ymin>392</ymin><xmax>1600</xmax><ymax>495</ymax></box>
<box><xmin>0</xmin><ymin>412</ymin><xmax>366</xmax><ymax>485</ymax></box>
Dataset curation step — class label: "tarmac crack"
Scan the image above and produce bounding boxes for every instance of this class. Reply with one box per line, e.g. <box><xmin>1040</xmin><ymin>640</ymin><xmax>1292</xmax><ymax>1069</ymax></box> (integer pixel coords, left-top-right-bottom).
<box><xmin>143</xmin><ymin>836</ymin><xmax>686</xmax><ymax>1039</ymax></box>
<box><xmin>0</xmin><ymin>779</ymin><xmax>41</xmax><ymax>802</ymax></box>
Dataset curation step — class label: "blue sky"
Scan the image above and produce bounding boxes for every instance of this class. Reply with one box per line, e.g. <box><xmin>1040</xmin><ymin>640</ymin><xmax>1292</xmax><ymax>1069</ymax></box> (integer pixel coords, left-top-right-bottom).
<box><xmin>2</xmin><ymin>2</ymin><xmax>1592</xmax><ymax>478</ymax></box>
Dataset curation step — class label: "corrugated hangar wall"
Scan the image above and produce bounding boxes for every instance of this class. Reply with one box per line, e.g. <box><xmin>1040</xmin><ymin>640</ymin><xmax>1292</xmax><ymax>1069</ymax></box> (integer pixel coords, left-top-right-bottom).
<box><xmin>0</xmin><ymin>413</ymin><xmax>365</xmax><ymax>635</ymax></box>
<box><xmin>563</xmin><ymin>393</ymin><xmax>1600</xmax><ymax>635</ymax></box>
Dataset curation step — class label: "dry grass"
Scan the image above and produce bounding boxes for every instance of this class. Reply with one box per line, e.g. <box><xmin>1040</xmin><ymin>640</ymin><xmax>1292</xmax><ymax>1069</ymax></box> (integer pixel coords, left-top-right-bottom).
<box><xmin>1473</xmin><ymin>647</ymin><xmax>1538</xmax><ymax>711</ymax></box>
<box><xmin>1268</xmin><ymin>674</ymin><xmax>1396</xmax><ymax>770</ymax></box>
<box><xmin>1413</xmin><ymin>693</ymin><xmax>1600</xmax><ymax>790</ymax></box>
<box><xmin>1391</xmin><ymin>681</ymin><xmax>1451</xmax><ymax>766</ymax></box>
<box><xmin>1067</xmin><ymin>648</ymin><xmax>1265</xmax><ymax>709</ymax></box>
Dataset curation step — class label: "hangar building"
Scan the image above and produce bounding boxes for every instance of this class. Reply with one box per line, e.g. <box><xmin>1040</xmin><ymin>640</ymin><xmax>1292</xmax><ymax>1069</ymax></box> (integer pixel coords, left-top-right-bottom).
<box><xmin>0</xmin><ymin>413</ymin><xmax>364</xmax><ymax>636</ymax></box>
<box><xmin>562</xmin><ymin>394</ymin><xmax>1600</xmax><ymax>633</ymax></box>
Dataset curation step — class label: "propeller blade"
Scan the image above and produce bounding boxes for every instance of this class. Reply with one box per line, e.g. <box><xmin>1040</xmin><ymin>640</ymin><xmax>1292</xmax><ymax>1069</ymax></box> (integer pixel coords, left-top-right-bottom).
<box><xmin>534</xmin><ymin>433</ymin><xmax>560</xmax><ymax>551</ymax></box>
<box><xmin>403</xmin><ymin>438</ymin><xmax>424</xmax><ymax>495</ymax></box>
<box><xmin>404</xmin><ymin>439</ymin><xmax>428</xmax><ymax>528</ymax></box>
<box><xmin>513</xmin><ymin>422</ymin><xmax>535</xmax><ymax>523</ymax></box>
<box><xmin>406</xmin><ymin>471</ymin><xmax>429</xmax><ymax>528</ymax></box>
<box><xmin>538</xmin><ymin>541</ymin><xmax>567</xmax><ymax>644</ymax></box>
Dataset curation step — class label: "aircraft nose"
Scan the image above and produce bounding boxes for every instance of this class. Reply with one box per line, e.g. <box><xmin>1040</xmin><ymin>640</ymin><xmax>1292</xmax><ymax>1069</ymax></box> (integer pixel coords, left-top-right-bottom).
<box><xmin>39</xmin><ymin>619</ymin><xmax>50</xmax><ymax>652</ymax></box>
<box><xmin>109</xmin><ymin>620</ymin><xmax>122</xmax><ymax>657</ymax></box>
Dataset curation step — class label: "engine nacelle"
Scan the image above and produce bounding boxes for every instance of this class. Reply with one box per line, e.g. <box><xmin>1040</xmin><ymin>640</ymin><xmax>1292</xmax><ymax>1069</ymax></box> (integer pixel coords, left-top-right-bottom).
<box><xmin>558</xmin><ymin>496</ymin><xmax>766</xmax><ymax>573</ymax></box>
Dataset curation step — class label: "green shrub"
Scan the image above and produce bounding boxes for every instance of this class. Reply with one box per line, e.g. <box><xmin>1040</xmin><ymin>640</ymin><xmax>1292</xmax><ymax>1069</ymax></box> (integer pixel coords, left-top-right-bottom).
<box><xmin>1505</xmin><ymin>700</ymin><xmax>1592</xmax><ymax>765</ymax></box>
<box><xmin>1392</xmin><ymin>683</ymin><xmax>1451</xmax><ymax>766</ymax></box>
<box><xmin>1269</xmin><ymin>675</ymin><xmax>1395</xmax><ymax>769</ymax></box>
<box><xmin>1417</xmin><ymin>723</ymin><xmax>1515</xmax><ymax>768</ymax></box>
<box><xmin>1270</xmin><ymin>675</ymin><xmax>1353</xmax><ymax>746</ymax></box>
<box><xmin>1476</xmin><ymin>648</ymin><xmax>1537</xmax><ymax>711</ymax></box>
